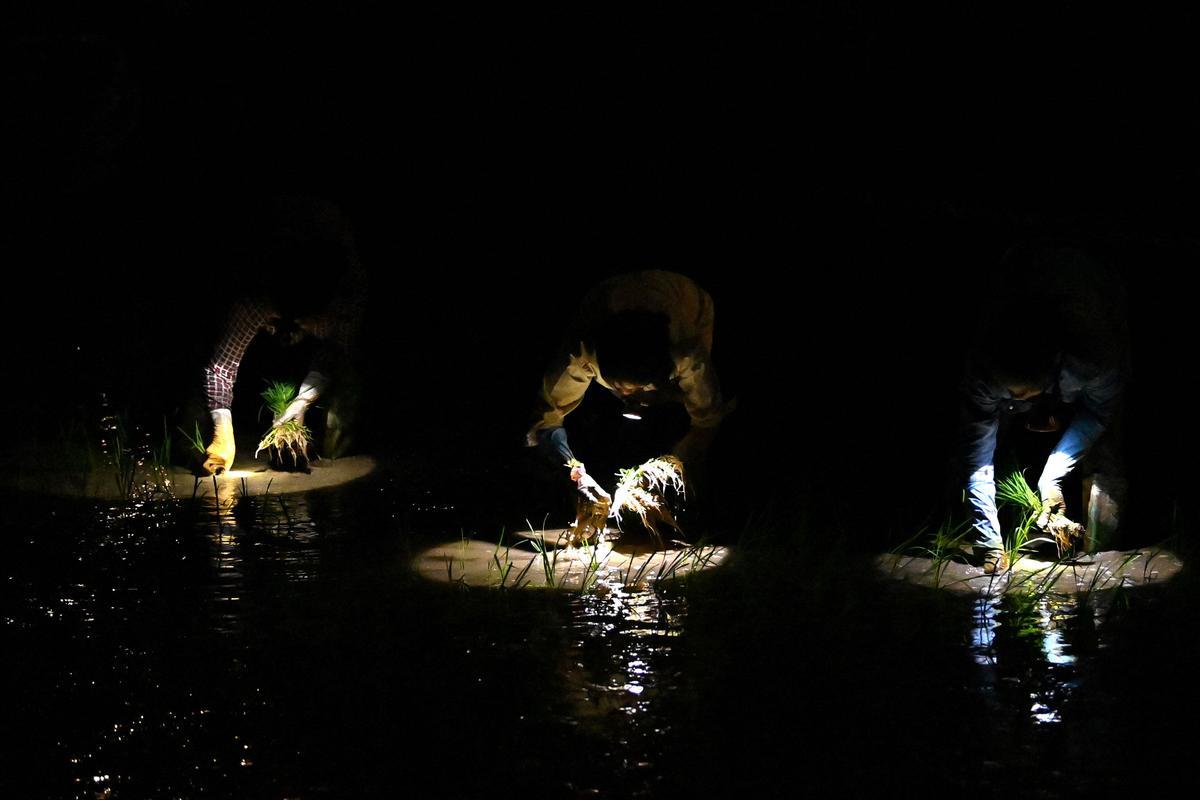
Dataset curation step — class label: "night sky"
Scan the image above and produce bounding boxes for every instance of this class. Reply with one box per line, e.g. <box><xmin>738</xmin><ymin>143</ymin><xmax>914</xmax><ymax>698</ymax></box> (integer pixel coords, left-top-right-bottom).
<box><xmin>6</xmin><ymin>3</ymin><xmax>1200</xmax><ymax>540</ymax></box>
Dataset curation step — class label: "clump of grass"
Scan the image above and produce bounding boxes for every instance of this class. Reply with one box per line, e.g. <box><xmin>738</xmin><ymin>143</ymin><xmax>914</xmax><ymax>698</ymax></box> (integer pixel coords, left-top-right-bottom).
<box><xmin>255</xmin><ymin>381</ymin><xmax>312</xmax><ymax>465</ymax></box>
<box><xmin>610</xmin><ymin>455</ymin><xmax>686</xmax><ymax>541</ymax></box>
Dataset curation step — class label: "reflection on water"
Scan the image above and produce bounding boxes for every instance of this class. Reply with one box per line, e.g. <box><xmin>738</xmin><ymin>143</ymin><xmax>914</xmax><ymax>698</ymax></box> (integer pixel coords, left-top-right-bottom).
<box><xmin>971</xmin><ymin>589</ymin><xmax>1101</xmax><ymax>729</ymax></box>
<box><xmin>2</xmin><ymin>483</ymin><xmax>331</xmax><ymax>798</ymax></box>
<box><xmin>6</xmin><ymin>472</ymin><xmax>1187</xmax><ymax>797</ymax></box>
<box><xmin>561</xmin><ymin>574</ymin><xmax>686</xmax><ymax>794</ymax></box>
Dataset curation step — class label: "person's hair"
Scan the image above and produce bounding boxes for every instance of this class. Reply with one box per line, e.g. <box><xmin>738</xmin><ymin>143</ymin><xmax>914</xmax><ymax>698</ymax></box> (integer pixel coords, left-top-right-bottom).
<box><xmin>592</xmin><ymin>310</ymin><xmax>675</xmax><ymax>386</ymax></box>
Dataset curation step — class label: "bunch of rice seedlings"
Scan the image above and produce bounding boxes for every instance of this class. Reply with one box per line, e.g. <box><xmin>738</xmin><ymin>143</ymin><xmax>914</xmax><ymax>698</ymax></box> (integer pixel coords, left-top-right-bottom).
<box><xmin>610</xmin><ymin>455</ymin><xmax>686</xmax><ymax>541</ymax></box>
<box><xmin>568</xmin><ymin>494</ymin><xmax>612</xmax><ymax>547</ymax></box>
<box><xmin>996</xmin><ymin>469</ymin><xmax>1080</xmax><ymax>557</ymax></box>
<box><xmin>255</xmin><ymin>381</ymin><xmax>312</xmax><ymax>466</ymax></box>
<box><xmin>996</xmin><ymin>470</ymin><xmax>1042</xmax><ymax>517</ymax></box>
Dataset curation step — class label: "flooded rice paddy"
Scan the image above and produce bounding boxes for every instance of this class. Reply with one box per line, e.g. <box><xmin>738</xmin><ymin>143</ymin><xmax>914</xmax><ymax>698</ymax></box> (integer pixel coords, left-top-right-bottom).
<box><xmin>3</xmin><ymin>468</ymin><xmax>1199</xmax><ymax>798</ymax></box>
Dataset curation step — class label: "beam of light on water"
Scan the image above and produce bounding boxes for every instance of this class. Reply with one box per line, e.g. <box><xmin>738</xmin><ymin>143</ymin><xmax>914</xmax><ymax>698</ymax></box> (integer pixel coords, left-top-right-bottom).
<box><xmin>1041</xmin><ymin>596</ymin><xmax>1077</xmax><ymax>666</ymax></box>
<box><xmin>558</xmin><ymin>574</ymin><xmax>687</xmax><ymax>793</ymax></box>
<box><xmin>971</xmin><ymin>590</ymin><xmax>1089</xmax><ymax>728</ymax></box>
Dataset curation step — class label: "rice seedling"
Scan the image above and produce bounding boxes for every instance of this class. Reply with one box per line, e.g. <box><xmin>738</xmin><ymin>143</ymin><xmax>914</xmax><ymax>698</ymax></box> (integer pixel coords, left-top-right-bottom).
<box><xmin>995</xmin><ymin>470</ymin><xmax>1056</xmax><ymax>567</ymax></box>
<box><xmin>610</xmin><ymin>456</ymin><xmax>686</xmax><ymax>542</ymax></box>
<box><xmin>97</xmin><ymin>407</ymin><xmax>176</xmax><ymax>506</ymax></box>
<box><xmin>518</xmin><ymin>521</ymin><xmax>607</xmax><ymax>591</ymax></box>
<box><xmin>577</xmin><ymin>538</ymin><xmax>607</xmax><ymax>592</ymax></box>
<box><xmin>526</xmin><ymin>527</ymin><xmax>561</xmax><ymax>588</ymax></box>
<box><xmin>98</xmin><ymin>407</ymin><xmax>136</xmax><ymax>501</ymax></box>
<box><xmin>151</xmin><ymin>416</ymin><xmax>172</xmax><ymax>475</ymax></box>
<box><xmin>997</xmin><ymin>468</ymin><xmax>1085</xmax><ymax>555</ymax></box>
<box><xmin>255</xmin><ymin>381</ymin><xmax>313</xmax><ymax>466</ymax></box>
<box><xmin>492</xmin><ymin>529</ymin><xmax>538</xmax><ymax>589</ymax></box>
<box><xmin>178</xmin><ymin>420</ymin><xmax>206</xmax><ymax>457</ymax></box>
<box><xmin>893</xmin><ymin>516</ymin><xmax>973</xmax><ymax>588</ymax></box>
<box><xmin>996</xmin><ymin>470</ymin><xmax>1042</xmax><ymax>515</ymax></box>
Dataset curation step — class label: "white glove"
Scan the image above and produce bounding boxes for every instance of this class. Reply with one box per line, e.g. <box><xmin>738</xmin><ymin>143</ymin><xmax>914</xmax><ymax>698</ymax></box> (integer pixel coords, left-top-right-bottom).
<box><xmin>273</xmin><ymin>371</ymin><xmax>327</xmax><ymax>427</ymax></box>
<box><xmin>1036</xmin><ymin>451</ymin><xmax>1075</xmax><ymax>529</ymax></box>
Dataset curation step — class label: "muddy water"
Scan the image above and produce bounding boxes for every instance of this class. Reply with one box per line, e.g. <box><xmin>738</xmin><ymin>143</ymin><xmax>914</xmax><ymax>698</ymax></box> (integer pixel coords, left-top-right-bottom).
<box><xmin>2</xmin><ymin>476</ymin><xmax>1196</xmax><ymax>798</ymax></box>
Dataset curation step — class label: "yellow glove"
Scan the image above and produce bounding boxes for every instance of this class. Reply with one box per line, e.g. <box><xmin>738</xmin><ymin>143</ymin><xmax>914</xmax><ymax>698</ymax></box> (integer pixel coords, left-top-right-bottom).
<box><xmin>203</xmin><ymin>409</ymin><xmax>236</xmax><ymax>474</ymax></box>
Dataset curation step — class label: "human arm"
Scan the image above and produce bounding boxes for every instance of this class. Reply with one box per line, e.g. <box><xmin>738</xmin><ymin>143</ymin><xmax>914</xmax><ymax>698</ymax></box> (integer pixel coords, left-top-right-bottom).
<box><xmin>202</xmin><ymin>299</ymin><xmax>277</xmax><ymax>473</ymax></box>
<box><xmin>525</xmin><ymin>345</ymin><xmax>597</xmax><ymax>457</ymax></box>
<box><xmin>525</xmin><ymin>345</ymin><xmax>612</xmax><ymax>498</ymax></box>
<box><xmin>1036</xmin><ymin>366</ymin><xmax>1123</xmax><ymax>528</ymax></box>
<box><xmin>669</xmin><ymin>343</ymin><xmax>725</xmax><ymax>469</ymax></box>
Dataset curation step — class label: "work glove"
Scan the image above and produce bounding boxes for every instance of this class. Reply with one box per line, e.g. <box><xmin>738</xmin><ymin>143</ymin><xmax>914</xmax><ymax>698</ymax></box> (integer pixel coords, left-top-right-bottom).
<box><xmin>1037</xmin><ymin>453</ymin><xmax>1085</xmax><ymax>548</ymax></box>
<box><xmin>569</xmin><ymin>461</ymin><xmax>611</xmax><ymax>504</ymax></box>
<box><xmin>1035</xmin><ymin>480</ymin><xmax>1067</xmax><ymax>528</ymax></box>
<box><xmin>203</xmin><ymin>408</ymin><xmax>236</xmax><ymax>474</ymax></box>
<box><xmin>272</xmin><ymin>371</ymin><xmax>327</xmax><ymax>427</ymax></box>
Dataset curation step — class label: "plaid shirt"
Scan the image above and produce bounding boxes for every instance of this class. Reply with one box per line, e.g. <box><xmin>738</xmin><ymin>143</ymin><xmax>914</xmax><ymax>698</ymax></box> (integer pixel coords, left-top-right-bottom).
<box><xmin>203</xmin><ymin>263</ymin><xmax>366</xmax><ymax>411</ymax></box>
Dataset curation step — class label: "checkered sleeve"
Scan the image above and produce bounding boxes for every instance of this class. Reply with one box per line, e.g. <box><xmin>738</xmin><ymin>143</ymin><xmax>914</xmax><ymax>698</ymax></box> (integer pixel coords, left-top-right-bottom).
<box><xmin>204</xmin><ymin>299</ymin><xmax>274</xmax><ymax>410</ymax></box>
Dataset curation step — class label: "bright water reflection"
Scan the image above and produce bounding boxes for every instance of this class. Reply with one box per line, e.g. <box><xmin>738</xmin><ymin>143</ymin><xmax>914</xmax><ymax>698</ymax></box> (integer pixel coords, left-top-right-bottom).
<box><xmin>561</xmin><ymin>573</ymin><xmax>687</xmax><ymax>794</ymax></box>
<box><xmin>971</xmin><ymin>590</ymin><xmax>1099</xmax><ymax>728</ymax></box>
<box><xmin>13</xmin><ymin>472</ymin><xmax>1176</xmax><ymax>797</ymax></box>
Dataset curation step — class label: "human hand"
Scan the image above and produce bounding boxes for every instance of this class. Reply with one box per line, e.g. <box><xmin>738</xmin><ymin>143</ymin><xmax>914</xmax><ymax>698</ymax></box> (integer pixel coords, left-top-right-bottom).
<box><xmin>273</xmin><ymin>396</ymin><xmax>311</xmax><ymax>427</ymax></box>
<box><xmin>1035</xmin><ymin>481</ymin><xmax>1066</xmax><ymax>531</ymax></box>
<box><xmin>272</xmin><ymin>375</ymin><xmax>325</xmax><ymax>427</ymax></box>
<box><xmin>203</xmin><ymin>409</ymin><xmax>236</xmax><ymax>474</ymax></box>
<box><xmin>1036</xmin><ymin>480</ymin><xmax>1084</xmax><ymax>548</ymax></box>
<box><xmin>569</xmin><ymin>462</ymin><xmax>611</xmax><ymax>503</ymax></box>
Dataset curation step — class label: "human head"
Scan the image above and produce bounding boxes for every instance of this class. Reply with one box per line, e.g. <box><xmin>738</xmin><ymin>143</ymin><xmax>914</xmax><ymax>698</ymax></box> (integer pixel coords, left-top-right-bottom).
<box><xmin>593</xmin><ymin>310</ymin><xmax>674</xmax><ymax>391</ymax></box>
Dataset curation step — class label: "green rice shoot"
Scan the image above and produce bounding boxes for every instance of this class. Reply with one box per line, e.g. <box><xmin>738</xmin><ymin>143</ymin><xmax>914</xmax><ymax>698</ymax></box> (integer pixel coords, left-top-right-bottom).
<box><xmin>261</xmin><ymin>381</ymin><xmax>298</xmax><ymax>420</ymax></box>
<box><xmin>996</xmin><ymin>470</ymin><xmax>1042</xmax><ymax>516</ymax></box>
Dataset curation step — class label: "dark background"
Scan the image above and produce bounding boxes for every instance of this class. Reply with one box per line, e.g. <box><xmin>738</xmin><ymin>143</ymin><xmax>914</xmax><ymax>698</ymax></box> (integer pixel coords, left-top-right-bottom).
<box><xmin>5</xmin><ymin>3</ymin><xmax>1199</xmax><ymax>546</ymax></box>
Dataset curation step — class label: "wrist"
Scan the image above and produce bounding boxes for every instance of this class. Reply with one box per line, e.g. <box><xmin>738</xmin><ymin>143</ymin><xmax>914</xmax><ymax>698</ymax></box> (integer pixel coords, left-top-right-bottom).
<box><xmin>298</xmin><ymin>371</ymin><xmax>328</xmax><ymax>402</ymax></box>
<box><xmin>1037</xmin><ymin>478</ymin><xmax>1061</xmax><ymax>498</ymax></box>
